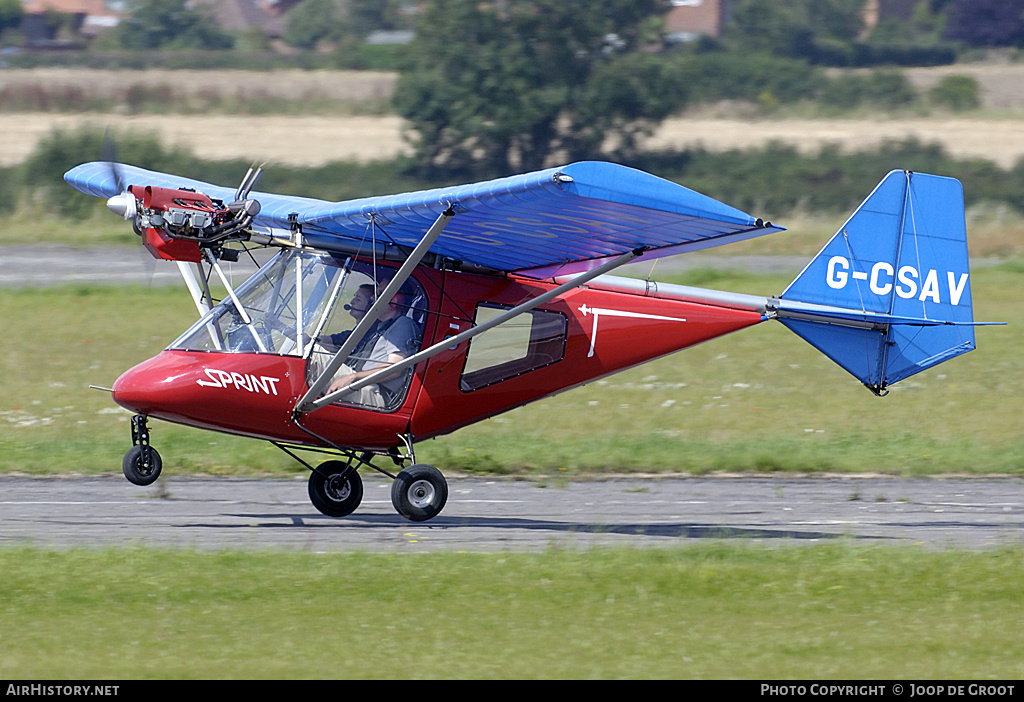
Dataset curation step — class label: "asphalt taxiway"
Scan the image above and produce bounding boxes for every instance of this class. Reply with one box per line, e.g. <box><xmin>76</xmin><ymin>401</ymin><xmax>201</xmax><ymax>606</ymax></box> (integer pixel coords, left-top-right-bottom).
<box><xmin>1</xmin><ymin>475</ymin><xmax>1020</xmax><ymax>551</ymax></box>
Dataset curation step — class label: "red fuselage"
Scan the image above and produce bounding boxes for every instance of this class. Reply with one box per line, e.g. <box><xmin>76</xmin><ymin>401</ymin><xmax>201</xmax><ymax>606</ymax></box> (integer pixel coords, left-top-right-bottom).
<box><xmin>111</xmin><ymin>265</ymin><xmax>764</xmax><ymax>452</ymax></box>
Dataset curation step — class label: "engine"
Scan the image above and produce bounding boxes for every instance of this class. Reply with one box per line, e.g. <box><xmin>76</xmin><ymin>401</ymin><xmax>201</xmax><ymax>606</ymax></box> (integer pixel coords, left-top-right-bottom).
<box><xmin>109</xmin><ymin>185</ymin><xmax>261</xmax><ymax>262</ymax></box>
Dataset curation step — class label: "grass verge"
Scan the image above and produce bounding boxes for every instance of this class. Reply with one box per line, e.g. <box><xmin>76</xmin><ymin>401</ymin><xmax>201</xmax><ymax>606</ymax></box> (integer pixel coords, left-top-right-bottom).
<box><xmin>1</xmin><ymin>544</ymin><xmax>1022</xmax><ymax>679</ymax></box>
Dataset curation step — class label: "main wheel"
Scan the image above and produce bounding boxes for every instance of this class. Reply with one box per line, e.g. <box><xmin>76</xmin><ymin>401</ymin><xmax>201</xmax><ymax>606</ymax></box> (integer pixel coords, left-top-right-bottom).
<box><xmin>122</xmin><ymin>445</ymin><xmax>162</xmax><ymax>486</ymax></box>
<box><xmin>391</xmin><ymin>464</ymin><xmax>448</xmax><ymax>522</ymax></box>
<box><xmin>308</xmin><ymin>461</ymin><xmax>363</xmax><ymax>517</ymax></box>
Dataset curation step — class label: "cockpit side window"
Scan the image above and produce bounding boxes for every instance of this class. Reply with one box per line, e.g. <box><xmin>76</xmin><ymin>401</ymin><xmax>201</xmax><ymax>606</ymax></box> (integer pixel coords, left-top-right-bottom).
<box><xmin>305</xmin><ymin>263</ymin><xmax>428</xmax><ymax>412</ymax></box>
<box><xmin>460</xmin><ymin>304</ymin><xmax>567</xmax><ymax>391</ymax></box>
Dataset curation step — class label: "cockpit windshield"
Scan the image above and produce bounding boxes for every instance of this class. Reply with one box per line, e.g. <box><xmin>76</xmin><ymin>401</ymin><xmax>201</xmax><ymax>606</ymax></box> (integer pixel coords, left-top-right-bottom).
<box><xmin>171</xmin><ymin>249</ymin><xmax>348</xmax><ymax>355</ymax></box>
<box><xmin>170</xmin><ymin>249</ymin><xmax>427</xmax><ymax>410</ymax></box>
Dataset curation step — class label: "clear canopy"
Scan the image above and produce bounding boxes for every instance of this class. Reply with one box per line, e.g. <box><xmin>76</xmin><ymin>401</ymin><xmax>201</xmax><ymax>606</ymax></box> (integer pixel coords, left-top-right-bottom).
<box><xmin>170</xmin><ymin>250</ymin><xmax>426</xmax><ymax>410</ymax></box>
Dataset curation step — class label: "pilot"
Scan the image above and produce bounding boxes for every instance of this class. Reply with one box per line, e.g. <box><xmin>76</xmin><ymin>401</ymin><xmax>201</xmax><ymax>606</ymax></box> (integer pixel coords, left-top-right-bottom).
<box><xmin>321</xmin><ymin>282</ymin><xmax>420</xmax><ymax>408</ymax></box>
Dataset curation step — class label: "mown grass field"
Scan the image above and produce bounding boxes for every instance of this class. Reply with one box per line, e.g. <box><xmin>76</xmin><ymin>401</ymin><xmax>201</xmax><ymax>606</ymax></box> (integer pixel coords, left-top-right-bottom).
<box><xmin>1</xmin><ymin>544</ymin><xmax>1023</xmax><ymax>679</ymax></box>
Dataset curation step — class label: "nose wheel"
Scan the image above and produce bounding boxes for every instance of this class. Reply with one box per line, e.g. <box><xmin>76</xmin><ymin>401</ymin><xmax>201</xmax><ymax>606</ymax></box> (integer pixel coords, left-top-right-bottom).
<box><xmin>122</xmin><ymin>415</ymin><xmax>162</xmax><ymax>486</ymax></box>
<box><xmin>122</xmin><ymin>444</ymin><xmax>163</xmax><ymax>486</ymax></box>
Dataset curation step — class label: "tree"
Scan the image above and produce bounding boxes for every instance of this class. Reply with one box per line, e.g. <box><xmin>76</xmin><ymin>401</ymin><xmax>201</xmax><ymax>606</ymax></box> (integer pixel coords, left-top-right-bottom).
<box><xmin>0</xmin><ymin>0</ymin><xmax>23</xmax><ymax>35</ymax></box>
<box><xmin>723</xmin><ymin>0</ymin><xmax>864</xmax><ymax>63</ymax></box>
<box><xmin>393</xmin><ymin>0</ymin><xmax>678</xmax><ymax>178</ymax></box>
<box><xmin>283</xmin><ymin>0</ymin><xmax>412</xmax><ymax>49</ymax></box>
<box><xmin>282</xmin><ymin>0</ymin><xmax>343</xmax><ymax>49</ymax></box>
<box><xmin>944</xmin><ymin>0</ymin><xmax>1024</xmax><ymax>47</ymax></box>
<box><xmin>340</xmin><ymin>0</ymin><xmax>410</xmax><ymax>38</ymax></box>
<box><xmin>115</xmin><ymin>0</ymin><xmax>234</xmax><ymax>50</ymax></box>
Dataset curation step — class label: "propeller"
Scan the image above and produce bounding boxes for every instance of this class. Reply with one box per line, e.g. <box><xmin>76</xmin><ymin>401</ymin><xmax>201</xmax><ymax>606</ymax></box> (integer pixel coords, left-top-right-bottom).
<box><xmin>100</xmin><ymin>129</ymin><xmax>137</xmax><ymax>221</ymax></box>
<box><xmin>98</xmin><ymin>129</ymin><xmax>159</xmax><ymax>284</ymax></box>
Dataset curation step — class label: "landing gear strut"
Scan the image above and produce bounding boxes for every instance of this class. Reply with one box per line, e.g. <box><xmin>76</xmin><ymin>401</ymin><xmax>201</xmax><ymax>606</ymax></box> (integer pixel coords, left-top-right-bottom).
<box><xmin>278</xmin><ymin>435</ymin><xmax>451</xmax><ymax>522</ymax></box>
<box><xmin>123</xmin><ymin>414</ymin><xmax>162</xmax><ymax>486</ymax></box>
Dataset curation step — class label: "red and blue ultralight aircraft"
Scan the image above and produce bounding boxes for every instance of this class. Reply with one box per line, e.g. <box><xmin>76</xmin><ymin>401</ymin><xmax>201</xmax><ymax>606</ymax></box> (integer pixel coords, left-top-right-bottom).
<box><xmin>64</xmin><ymin>160</ymin><xmax>984</xmax><ymax>521</ymax></box>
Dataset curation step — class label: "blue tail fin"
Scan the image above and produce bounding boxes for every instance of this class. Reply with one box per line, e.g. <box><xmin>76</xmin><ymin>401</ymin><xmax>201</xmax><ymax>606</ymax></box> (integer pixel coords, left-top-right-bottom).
<box><xmin>772</xmin><ymin>170</ymin><xmax>976</xmax><ymax>395</ymax></box>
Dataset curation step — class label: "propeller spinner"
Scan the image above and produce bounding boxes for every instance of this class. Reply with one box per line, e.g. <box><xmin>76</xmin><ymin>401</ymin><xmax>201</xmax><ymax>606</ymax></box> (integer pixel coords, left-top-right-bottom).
<box><xmin>106</xmin><ymin>190</ymin><xmax>137</xmax><ymax>220</ymax></box>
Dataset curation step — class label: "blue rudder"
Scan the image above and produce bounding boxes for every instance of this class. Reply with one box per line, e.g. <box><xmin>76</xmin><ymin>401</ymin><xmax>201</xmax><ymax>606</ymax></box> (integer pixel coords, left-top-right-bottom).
<box><xmin>770</xmin><ymin>170</ymin><xmax>977</xmax><ymax>395</ymax></box>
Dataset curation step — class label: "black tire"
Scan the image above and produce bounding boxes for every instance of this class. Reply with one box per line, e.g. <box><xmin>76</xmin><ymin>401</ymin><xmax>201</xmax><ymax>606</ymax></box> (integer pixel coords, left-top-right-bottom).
<box><xmin>122</xmin><ymin>445</ymin><xmax>162</xmax><ymax>486</ymax></box>
<box><xmin>308</xmin><ymin>461</ymin><xmax>363</xmax><ymax>517</ymax></box>
<box><xmin>391</xmin><ymin>464</ymin><xmax>448</xmax><ymax>522</ymax></box>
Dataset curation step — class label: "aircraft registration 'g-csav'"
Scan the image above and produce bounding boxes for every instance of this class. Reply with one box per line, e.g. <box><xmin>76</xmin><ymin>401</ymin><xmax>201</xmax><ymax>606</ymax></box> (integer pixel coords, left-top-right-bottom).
<box><xmin>63</xmin><ymin>160</ymin><xmax>1000</xmax><ymax>521</ymax></box>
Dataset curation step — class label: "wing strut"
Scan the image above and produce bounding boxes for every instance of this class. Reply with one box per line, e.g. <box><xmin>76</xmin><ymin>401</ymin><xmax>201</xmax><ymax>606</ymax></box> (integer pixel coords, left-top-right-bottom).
<box><xmin>175</xmin><ymin>260</ymin><xmax>211</xmax><ymax>316</ymax></box>
<box><xmin>203</xmin><ymin>249</ymin><xmax>268</xmax><ymax>352</ymax></box>
<box><xmin>296</xmin><ymin>207</ymin><xmax>456</xmax><ymax>412</ymax></box>
<box><xmin>175</xmin><ymin>260</ymin><xmax>225</xmax><ymax>351</ymax></box>
<box><xmin>298</xmin><ymin>247</ymin><xmax>645</xmax><ymax>414</ymax></box>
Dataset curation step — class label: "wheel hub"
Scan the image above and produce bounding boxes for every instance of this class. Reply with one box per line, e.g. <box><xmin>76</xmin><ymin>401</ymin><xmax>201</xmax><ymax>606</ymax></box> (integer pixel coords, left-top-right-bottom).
<box><xmin>326</xmin><ymin>475</ymin><xmax>351</xmax><ymax>502</ymax></box>
<box><xmin>408</xmin><ymin>479</ymin><xmax>435</xmax><ymax>507</ymax></box>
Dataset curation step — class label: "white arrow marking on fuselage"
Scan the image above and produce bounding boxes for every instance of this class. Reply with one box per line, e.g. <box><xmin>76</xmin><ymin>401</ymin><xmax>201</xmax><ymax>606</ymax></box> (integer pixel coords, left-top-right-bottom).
<box><xmin>578</xmin><ymin>304</ymin><xmax>686</xmax><ymax>358</ymax></box>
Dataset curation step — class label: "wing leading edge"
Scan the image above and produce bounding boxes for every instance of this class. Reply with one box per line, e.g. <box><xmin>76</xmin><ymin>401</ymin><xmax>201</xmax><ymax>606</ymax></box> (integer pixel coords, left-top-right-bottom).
<box><xmin>65</xmin><ymin>160</ymin><xmax>783</xmax><ymax>277</ymax></box>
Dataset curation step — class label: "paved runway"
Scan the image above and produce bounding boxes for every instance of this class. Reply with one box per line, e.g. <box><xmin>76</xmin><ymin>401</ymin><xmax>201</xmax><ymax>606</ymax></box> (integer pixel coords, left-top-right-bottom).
<box><xmin>1</xmin><ymin>475</ymin><xmax>1021</xmax><ymax>551</ymax></box>
<box><xmin>0</xmin><ymin>244</ymin><xmax>269</xmax><ymax>288</ymax></box>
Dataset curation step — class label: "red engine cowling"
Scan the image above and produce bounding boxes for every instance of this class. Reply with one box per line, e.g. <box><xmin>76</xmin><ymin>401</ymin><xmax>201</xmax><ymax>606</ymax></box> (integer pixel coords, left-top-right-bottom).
<box><xmin>128</xmin><ymin>185</ymin><xmax>230</xmax><ymax>262</ymax></box>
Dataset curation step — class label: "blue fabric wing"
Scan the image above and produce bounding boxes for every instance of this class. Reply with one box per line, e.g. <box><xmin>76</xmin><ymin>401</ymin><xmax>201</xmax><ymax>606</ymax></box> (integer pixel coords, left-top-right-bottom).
<box><xmin>65</xmin><ymin>160</ymin><xmax>782</xmax><ymax>277</ymax></box>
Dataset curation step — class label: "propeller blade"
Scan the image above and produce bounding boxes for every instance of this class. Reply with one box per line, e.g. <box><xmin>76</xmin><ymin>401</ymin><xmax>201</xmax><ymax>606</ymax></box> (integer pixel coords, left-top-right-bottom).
<box><xmin>100</xmin><ymin>128</ymin><xmax>126</xmax><ymax>193</ymax></box>
<box><xmin>234</xmin><ymin>166</ymin><xmax>253</xmax><ymax>201</ymax></box>
<box><xmin>100</xmin><ymin>128</ymin><xmax>137</xmax><ymax>220</ymax></box>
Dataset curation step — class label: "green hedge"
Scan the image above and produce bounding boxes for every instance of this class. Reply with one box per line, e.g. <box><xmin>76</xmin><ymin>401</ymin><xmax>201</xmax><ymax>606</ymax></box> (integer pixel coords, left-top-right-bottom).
<box><xmin>14</xmin><ymin>126</ymin><xmax>1024</xmax><ymax>220</ymax></box>
<box><xmin>628</xmin><ymin>139</ymin><xmax>1020</xmax><ymax>215</ymax></box>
